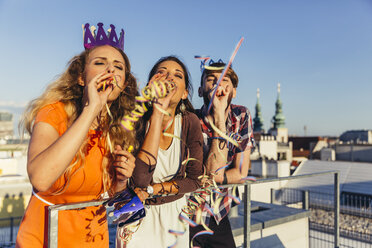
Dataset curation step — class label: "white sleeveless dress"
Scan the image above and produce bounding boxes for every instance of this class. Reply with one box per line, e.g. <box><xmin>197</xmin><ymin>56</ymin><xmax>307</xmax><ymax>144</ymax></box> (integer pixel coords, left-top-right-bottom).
<box><xmin>117</xmin><ymin>114</ymin><xmax>189</xmax><ymax>248</ymax></box>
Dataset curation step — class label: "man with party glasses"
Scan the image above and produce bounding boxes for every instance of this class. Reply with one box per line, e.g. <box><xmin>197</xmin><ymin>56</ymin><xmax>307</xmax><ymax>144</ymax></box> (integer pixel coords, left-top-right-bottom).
<box><xmin>190</xmin><ymin>60</ymin><xmax>254</xmax><ymax>247</ymax></box>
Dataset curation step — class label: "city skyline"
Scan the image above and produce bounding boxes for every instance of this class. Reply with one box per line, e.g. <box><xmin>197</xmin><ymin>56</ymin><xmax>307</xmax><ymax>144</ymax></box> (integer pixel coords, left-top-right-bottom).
<box><xmin>1</xmin><ymin>0</ymin><xmax>371</xmax><ymax>136</ymax></box>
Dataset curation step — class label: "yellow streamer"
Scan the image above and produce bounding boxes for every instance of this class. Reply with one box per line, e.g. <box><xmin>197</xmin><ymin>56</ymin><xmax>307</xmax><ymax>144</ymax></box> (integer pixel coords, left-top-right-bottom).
<box><xmin>121</xmin><ymin>80</ymin><xmax>175</xmax><ymax>131</ymax></box>
<box><xmin>207</xmin><ymin>118</ymin><xmax>239</xmax><ymax>148</ymax></box>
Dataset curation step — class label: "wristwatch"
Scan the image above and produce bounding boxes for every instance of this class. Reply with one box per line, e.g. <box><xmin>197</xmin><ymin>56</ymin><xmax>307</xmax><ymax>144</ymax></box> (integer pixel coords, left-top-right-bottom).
<box><xmin>146</xmin><ymin>185</ymin><xmax>154</xmax><ymax>197</ymax></box>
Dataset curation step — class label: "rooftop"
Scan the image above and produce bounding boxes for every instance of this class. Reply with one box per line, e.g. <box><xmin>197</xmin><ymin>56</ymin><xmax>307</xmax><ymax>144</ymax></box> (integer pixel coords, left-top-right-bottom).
<box><xmin>287</xmin><ymin>160</ymin><xmax>372</xmax><ymax>196</ymax></box>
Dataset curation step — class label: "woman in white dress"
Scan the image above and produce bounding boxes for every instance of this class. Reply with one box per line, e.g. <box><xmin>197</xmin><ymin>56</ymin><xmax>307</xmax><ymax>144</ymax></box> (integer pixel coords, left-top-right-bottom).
<box><xmin>116</xmin><ymin>56</ymin><xmax>204</xmax><ymax>248</ymax></box>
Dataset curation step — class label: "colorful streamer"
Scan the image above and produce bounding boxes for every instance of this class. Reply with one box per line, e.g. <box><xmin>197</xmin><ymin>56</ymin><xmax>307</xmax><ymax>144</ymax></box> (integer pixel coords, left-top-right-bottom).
<box><xmin>190</xmin><ymin>230</ymin><xmax>214</xmax><ymax>248</ymax></box>
<box><xmin>241</xmin><ymin>176</ymin><xmax>257</xmax><ymax>182</ymax></box>
<box><xmin>207</xmin><ymin>37</ymin><xmax>244</xmax><ymax>114</ymax></box>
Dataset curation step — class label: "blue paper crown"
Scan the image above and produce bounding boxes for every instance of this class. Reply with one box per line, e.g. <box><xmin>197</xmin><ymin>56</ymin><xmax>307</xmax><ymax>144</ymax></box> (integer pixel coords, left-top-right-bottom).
<box><xmin>194</xmin><ymin>56</ymin><xmax>227</xmax><ymax>72</ymax></box>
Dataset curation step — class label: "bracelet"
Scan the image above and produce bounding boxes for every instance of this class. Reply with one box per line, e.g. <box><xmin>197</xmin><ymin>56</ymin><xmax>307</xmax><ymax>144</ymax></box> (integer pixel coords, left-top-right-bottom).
<box><xmin>223</xmin><ymin>172</ymin><xmax>228</xmax><ymax>185</ymax></box>
<box><xmin>219</xmin><ymin>139</ymin><xmax>227</xmax><ymax>150</ymax></box>
<box><xmin>139</xmin><ymin>149</ymin><xmax>157</xmax><ymax>166</ymax></box>
<box><xmin>210</xmin><ymin>136</ymin><xmax>227</xmax><ymax>150</ymax></box>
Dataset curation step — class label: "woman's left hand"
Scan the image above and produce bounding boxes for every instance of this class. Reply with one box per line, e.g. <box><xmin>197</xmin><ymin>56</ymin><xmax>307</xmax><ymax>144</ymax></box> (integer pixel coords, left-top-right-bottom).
<box><xmin>149</xmin><ymin>73</ymin><xmax>177</xmax><ymax>115</ymax></box>
<box><xmin>113</xmin><ymin>145</ymin><xmax>135</xmax><ymax>182</ymax></box>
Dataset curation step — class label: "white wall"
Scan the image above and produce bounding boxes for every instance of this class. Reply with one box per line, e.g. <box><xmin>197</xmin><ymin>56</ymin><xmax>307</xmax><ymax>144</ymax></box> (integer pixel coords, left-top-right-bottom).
<box><xmin>251</xmin><ymin>160</ymin><xmax>290</xmax><ymax>178</ymax></box>
<box><xmin>276</xmin><ymin>128</ymin><xmax>288</xmax><ymax>143</ymax></box>
<box><xmin>277</xmin><ymin>161</ymin><xmax>290</xmax><ymax>177</ymax></box>
<box><xmin>259</xmin><ymin>138</ymin><xmax>277</xmax><ymax>160</ymax></box>
<box><xmin>0</xmin><ymin>158</ymin><xmax>18</xmax><ymax>175</ymax></box>
<box><xmin>320</xmin><ymin>148</ymin><xmax>335</xmax><ymax>161</ymax></box>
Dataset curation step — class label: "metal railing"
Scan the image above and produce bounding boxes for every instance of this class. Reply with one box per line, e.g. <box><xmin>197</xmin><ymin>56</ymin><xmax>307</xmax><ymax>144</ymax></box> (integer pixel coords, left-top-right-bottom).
<box><xmin>47</xmin><ymin>171</ymin><xmax>341</xmax><ymax>248</ymax></box>
<box><xmin>274</xmin><ymin>186</ymin><xmax>372</xmax><ymax>247</ymax></box>
<box><xmin>0</xmin><ymin>216</ymin><xmax>22</xmax><ymax>246</ymax></box>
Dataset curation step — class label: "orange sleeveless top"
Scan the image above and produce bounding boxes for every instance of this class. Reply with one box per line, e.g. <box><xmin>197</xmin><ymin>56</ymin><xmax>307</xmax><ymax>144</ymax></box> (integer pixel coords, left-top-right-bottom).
<box><xmin>16</xmin><ymin>102</ymin><xmax>109</xmax><ymax>248</ymax></box>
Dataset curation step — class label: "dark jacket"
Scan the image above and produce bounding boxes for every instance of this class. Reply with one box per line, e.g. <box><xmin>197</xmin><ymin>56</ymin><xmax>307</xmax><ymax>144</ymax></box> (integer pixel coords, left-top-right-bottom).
<box><xmin>131</xmin><ymin>111</ymin><xmax>203</xmax><ymax>205</ymax></box>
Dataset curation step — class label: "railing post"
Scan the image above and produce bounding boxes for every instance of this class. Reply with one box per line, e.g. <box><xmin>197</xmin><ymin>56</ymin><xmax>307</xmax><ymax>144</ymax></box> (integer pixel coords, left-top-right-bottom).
<box><xmin>48</xmin><ymin>207</ymin><xmax>59</xmax><ymax>248</ymax></box>
<box><xmin>302</xmin><ymin>190</ymin><xmax>309</xmax><ymax>210</ymax></box>
<box><xmin>244</xmin><ymin>183</ymin><xmax>251</xmax><ymax>248</ymax></box>
<box><xmin>270</xmin><ymin>188</ymin><xmax>275</xmax><ymax>204</ymax></box>
<box><xmin>10</xmin><ymin>217</ymin><xmax>14</xmax><ymax>243</ymax></box>
<box><xmin>334</xmin><ymin>172</ymin><xmax>340</xmax><ymax>248</ymax></box>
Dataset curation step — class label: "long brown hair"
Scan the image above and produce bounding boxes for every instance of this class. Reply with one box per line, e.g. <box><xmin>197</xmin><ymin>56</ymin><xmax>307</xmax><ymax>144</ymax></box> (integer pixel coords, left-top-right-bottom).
<box><xmin>20</xmin><ymin>46</ymin><xmax>139</xmax><ymax>196</ymax></box>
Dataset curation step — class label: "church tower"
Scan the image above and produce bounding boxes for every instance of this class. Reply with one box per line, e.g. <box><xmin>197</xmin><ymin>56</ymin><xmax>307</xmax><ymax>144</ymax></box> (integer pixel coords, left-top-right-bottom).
<box><xmin>272</xmin><ymin>83</ymin><xmax>285</xmax><ymax>129</ymax></box>
<box><xmin>269</xmin><ymin>83</ymin><xmax>288</xmax><ymax>143</ymax></box>
<box><xmin>253</xmin><ymin>88</ymin><xmax>264</xmax><ymax>133</ymax></box>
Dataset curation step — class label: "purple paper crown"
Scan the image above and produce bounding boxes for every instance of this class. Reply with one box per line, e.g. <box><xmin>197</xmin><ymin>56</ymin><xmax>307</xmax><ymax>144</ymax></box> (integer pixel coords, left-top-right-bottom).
<box><xmin>83</xmin><ymin>23</ymin><xmax>124</xmax><ymax>51</ymax></box>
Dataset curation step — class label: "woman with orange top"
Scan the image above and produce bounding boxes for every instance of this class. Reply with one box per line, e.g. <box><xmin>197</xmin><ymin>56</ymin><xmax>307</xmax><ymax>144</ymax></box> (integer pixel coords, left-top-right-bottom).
<box><xmin>16</xmin><ymin>23</ymin><xmax>138</xmax><ymax>247</ymax></box>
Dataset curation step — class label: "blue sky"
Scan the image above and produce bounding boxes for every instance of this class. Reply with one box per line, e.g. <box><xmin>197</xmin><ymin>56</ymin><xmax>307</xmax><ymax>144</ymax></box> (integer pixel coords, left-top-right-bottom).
<box><xmin>0</xmin><ymin>0</ymin><xmax>371</xmax><ymax>136</ymax></box>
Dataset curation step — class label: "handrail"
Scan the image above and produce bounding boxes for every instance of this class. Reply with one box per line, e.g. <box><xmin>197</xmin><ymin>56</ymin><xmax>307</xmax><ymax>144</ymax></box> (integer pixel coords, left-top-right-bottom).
<box><xmin>48</xmin><ymin>171</ymin><xmax>338</xmax><ymax>211</ymax></box>
<box><xmin>47</xmin><ymin>171</ymin><xmax>340</xmax><ymax>248</ymax></box>
<box><xmin>0</xmin><ymin>216</ymin><xmax>23</xmax><ymax>221</ymax></box>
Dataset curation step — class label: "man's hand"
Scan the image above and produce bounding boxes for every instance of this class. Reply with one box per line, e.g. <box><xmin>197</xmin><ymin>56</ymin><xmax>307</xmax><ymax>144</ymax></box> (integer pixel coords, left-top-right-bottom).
<box><xmin>208</xmin><ymin>84</ymin><xmax>232</xmax><ymax>130</ymax></box>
